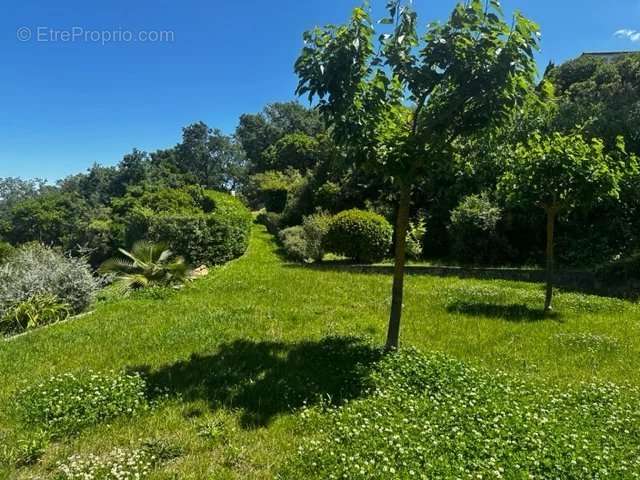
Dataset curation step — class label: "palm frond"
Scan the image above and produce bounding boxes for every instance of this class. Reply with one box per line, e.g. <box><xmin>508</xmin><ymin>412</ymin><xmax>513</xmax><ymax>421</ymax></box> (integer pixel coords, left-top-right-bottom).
<box><xmin>158</xmin><ymin>249</ymin><xmax>174</xmax><ymax>263</ymax></box>
<box><xmin>117</xmin><ymin>247</ymin><xmax>146</xmax><ymax>268</ymax></box>
<box><xmin>105</xmin><ymin>241</ymin><xmax>191</xmax><ymax>293</ymax></box>
<box><xmin>132</xmin><ymin>240</ymin><xmax>168</xmax><ymax>263</ymax></box>
<box><xmin>99</xmin><ymin>257</ymin><xmax>136</xmax><ymax>275</ymax></box>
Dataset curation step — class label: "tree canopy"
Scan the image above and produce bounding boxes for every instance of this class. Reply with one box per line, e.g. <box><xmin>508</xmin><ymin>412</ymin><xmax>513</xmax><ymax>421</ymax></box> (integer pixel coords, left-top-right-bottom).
<box><xmin>295</xmin><ymin>0</ymin><xmax>540</xmax><ymax>348</ymax></box>
<box><xmin>547</xmin><ymin>53</ymin><xmax>640</xmax><ymax>154</ymax></box>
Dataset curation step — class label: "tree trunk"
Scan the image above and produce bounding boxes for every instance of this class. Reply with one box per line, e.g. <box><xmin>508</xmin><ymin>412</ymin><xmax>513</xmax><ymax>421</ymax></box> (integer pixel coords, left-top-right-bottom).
<box><xmin>544</xmin><ymin>207</ymin><xmax>557</xmax><ymax>313</ymax></box>
<box><xmin>385</xmin><ymin>183</ymin><xmax>411</xmax><ymax>351</ymax></box>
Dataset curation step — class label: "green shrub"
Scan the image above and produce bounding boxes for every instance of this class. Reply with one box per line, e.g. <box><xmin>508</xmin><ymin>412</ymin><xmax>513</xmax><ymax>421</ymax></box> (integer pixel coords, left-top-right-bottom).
<box><xmin>251</xmin><ymin>170</ymin><xmax>302</xmax><ymax>213</ymax></box>
<box><xmin>257</xmin><ymin>211</ymin><xmax>283</xmax><ymax>236</ymax></box>
<box><xmin>314</xmin><ymin>181</ymin><xmax>342</xmax><ymax>212</ymax></box>
<box><xmin>449</xmin><ymin>193</ymin><xmax>507</xmax><ymax>264</ymax></box>
<box><xmin>16</xmin><ymin>371</ymin><xmax>151</xmax><ymax>438</ymax></box>
<box><xmin>0</xmin><ymin>244</ymin><xmax>98</xmax><ymax>327</ymax></box>
<box><xmin>150</xmin><ymin>215</ymin><xmax>250</xmax><ymax>267</ymax></box>
<box><xmin>325</xmin><ymin>209</ymin><xmax>392</xmax><ymax>263</ymax></box>
<box><xmin>302</xmin><ymin>212</ymin><xmax>332</xmax><ymax>262</ymax></box>
<box><xmin>5</xmin><ymin>191</ymin><xmax>93</xmax><ymax>256</ymax></box>
<box><xmin>284</xmin><ymin>348</ymin><xmax>640</xmax><ymax>479</ymax></box>
<box><xmin>1</xmin><ymin>293</ymin><xmax>70</xmax><ymax>335</ymax></box>
<box><xmin>279</xmin><ymin>226</ymin><xmax>308</xmax><ymax>262</ymax></box>
<box><xmin>280</xmin><ymin>175</ymin><xmax>314</xmax><ymax>227</ymax></box>
<box><xmin>118</xmin><ymin>188</ymin><xmax>252</xmax><ymax>267</ymax></box>
<box><xmin>0</xmin><ymin>241</ymin><xmax>14</xmax><ymax>264</ymax></box>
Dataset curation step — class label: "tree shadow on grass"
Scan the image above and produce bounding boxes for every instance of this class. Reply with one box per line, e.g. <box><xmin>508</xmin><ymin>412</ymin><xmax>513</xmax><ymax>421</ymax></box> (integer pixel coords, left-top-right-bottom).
<box><xmin>134</xmin><ymin>336</ymin><xmax>382</xmax><ymax>429</ymax></box>
<box><xmin>446</xmin><ymin>302</ymin><xmax>561</xmax><ymax>322</ymax></box>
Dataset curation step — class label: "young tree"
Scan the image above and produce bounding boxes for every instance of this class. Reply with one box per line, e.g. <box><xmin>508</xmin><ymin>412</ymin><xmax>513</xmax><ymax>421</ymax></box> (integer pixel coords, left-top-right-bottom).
<box><xmin>499</xmin><ymin>133</ymin><xmax>633</xmax><ymax>312</ymax></box>
<box><xmin>295</xmin><ymin>0</ymin><xmax>540</xmax><ymax>349</ymax></box>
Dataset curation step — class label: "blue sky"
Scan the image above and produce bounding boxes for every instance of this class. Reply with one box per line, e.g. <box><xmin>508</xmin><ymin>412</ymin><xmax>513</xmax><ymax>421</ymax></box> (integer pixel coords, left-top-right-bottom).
<box><xmin>1</xmin><ymin>0</ymin><xmax>639</xmax><ymax>181</ymax></box>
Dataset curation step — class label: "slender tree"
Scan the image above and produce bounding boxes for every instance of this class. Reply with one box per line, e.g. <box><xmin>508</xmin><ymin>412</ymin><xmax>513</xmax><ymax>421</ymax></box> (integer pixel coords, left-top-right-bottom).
<box><xmin>499</xmin><ymin>133</ymin><xmax>633</xmax><ymax>312</ymax></box>
<box><xmin>295</xmin><ymin>0</ymin><xmax>540</xmax><ymax>349</ymax></box>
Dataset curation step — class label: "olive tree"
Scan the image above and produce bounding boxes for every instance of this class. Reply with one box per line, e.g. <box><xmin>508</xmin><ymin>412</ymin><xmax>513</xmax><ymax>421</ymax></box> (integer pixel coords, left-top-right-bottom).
<box><xmin>499</xmin><ymin>133</ymin><xmax>631</xmax><ymax>312</ymax></box>
<box><xmin>295</xmin><ymin>0</ymin><xmax>539</xmax><ymax>349</ymax></box>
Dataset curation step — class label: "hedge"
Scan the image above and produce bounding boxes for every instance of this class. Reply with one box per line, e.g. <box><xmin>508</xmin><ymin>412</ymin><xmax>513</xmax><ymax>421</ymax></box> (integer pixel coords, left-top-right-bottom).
<box><xmin>123</xmin><ymin>188</ymin><xmax>251</xmax><ymax>267</ymax></box>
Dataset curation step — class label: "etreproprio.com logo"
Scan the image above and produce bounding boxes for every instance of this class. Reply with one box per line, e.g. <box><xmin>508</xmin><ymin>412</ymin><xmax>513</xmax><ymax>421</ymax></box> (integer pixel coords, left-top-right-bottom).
<box><xmin>16</xmin><ymin>26</ymin><xmax>175</xmax><ymax>45</ymax></box>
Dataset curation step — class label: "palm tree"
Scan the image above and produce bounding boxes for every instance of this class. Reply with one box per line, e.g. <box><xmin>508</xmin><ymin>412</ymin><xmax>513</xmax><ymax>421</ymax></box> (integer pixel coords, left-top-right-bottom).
<box><xmin>99</xmin><ymin>241</ymin><xmax>191</xmax><ymax>292</ymax></box>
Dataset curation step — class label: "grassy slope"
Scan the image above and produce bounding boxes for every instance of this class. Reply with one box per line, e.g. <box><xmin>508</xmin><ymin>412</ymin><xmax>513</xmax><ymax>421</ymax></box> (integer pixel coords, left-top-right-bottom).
<box><xmin>1</xmin><ymin>225</ymin><xmax>638</xmax><ymax>478</ymax></box>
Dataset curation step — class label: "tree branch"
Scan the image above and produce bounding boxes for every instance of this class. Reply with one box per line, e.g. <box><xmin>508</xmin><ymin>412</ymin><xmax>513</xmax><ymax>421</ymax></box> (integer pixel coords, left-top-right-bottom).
<box><xmin>411</xmin><ymin>91</ymin><xmax>429</xmax><ymax>135</ymax></box>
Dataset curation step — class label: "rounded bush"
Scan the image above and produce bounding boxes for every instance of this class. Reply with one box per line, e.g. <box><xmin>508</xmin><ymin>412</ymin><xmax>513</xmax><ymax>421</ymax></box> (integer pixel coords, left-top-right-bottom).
<box><xmin>148</xmin><ymin>190</ymin><xmax>252</xmax><ymax>266</ymax></box>
<box><xmin>325</xmin><ymin>209</ymin><xmax>392</xmax><ymax>263</ymax></box>
<box><xmin>279</xmin><ymin>226</ymin><xmax>308</xmax><ymax>262</ymax></box>
<box><xmin>0</xmin><ymin>243</ymin><xmax>98</xmax><ymax>323</ymax></box>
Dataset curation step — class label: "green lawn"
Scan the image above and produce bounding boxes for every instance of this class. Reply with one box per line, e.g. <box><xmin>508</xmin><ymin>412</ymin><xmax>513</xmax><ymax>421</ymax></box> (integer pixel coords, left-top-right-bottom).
<box><xmin>1</xmin><ymin>225</ymin><xmax>639</xmax><ymax>479</ymax></box>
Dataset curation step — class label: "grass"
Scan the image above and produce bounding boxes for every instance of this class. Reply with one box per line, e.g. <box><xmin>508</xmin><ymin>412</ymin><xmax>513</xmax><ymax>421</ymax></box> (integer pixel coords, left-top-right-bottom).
<box><xmin>0</xmin><ymin>224</ymin><xmax>639</xmax><ymax>478</ymax></box>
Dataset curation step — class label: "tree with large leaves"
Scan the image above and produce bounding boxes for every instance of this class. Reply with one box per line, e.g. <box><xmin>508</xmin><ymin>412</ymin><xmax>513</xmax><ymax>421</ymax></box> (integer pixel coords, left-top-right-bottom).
<box><xmin>499</xmin><ymin>133</ymin><xmax>635</xmax><ymax>313</ymax></box>
<box><xmin>295</xmin><ymin>0</ymin><xmax>540</xmax><ymax>349</ymax></box>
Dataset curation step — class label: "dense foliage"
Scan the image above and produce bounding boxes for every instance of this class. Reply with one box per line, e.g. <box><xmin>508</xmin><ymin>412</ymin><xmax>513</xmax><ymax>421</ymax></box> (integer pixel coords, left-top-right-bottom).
<box><xmin>449</xmin><ymin>193</ymin><xmax>507</xmax><ymax>264</ymax></box>
<box><xmin>277</xmin><ymin>213</ymin><xmax>333</xmax><ymax>263</ymax></box>
<box><xmin>499</xmin><ymin>132</ymin><xmax>634</xmax><ymax>310</ymax></box>
<box><xmin>0</xmin><ymin>242</ymin><xmax>14</xmax><ymax>264</ymax></box>
<box><xmin>147</xmin><ymin>190</ymin><xmax>252</xmax><ymax>266</ymax></box>
<box><xmin>325</xmin><ymin>210</ymin><xmax>392</xmax><ymax>263</ymax></box>
<box><xmin>279</xmin><ymin>226</ymin><xmax>309</xmax><ymax>263</ymax></box>
<box><xmin>109</xmin><ymin>187</ymin><xmax>251</xmax><ymax>267</ymax></box>
<box><xmin>1</xmin><ymin>293</ymin><xmax>71</xmax><ymax>335</ymax></box>
<box><xmin>0</xmin><ymin>124</ymin><xmax>249</xmax><ymax>267</ymax></box>
<box><xmin>302</xmin><ymin>213</ymin><xmax>332</xmax><ymax>262</ymax></box>
<box><xmin>0</xmin><ymin>244</ymin><xmax>98</xmax><ymax>331</ymax></box>
<box><xmin>549</xmin><ymin>53</ymin><xmax>640</xmax><ymax>154</ymax></box>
